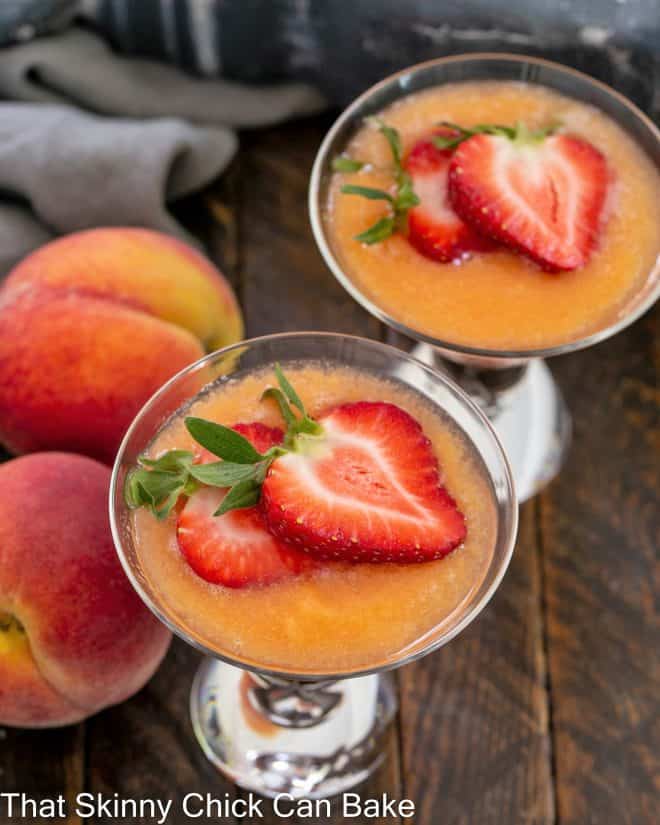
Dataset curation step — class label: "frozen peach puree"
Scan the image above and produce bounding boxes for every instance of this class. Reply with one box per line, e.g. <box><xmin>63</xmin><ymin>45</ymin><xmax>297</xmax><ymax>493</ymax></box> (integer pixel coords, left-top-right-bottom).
<box><xmin>130</xmin><ymin>364</ymin><xmax>497</xmax><ymax>674</ymax></box>
<box><xmin>327</xmin><ymin>82</ymin><xmax>660</xmax><ymax>350</ymax></box>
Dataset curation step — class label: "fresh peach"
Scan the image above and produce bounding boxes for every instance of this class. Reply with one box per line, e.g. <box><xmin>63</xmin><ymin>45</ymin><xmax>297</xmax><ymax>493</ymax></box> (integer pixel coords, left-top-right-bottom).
<box><xmin>2</xmin><ymin>228</ymin><xmax>243</xmax><ymax>351</ymax></box>
<box><xmin>0</xmin><ymin>228</ymin><xmax>243</xmax><ymax>464</ymax></box>
<box><xmin>0</xmin><ymin>452</ymin><xmax>171</xmax><ymax>728</ymax></box>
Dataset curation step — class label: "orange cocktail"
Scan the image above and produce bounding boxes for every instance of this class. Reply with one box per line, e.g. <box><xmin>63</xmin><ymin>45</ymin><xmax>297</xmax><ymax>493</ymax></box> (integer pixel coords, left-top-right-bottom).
<box><xmin>130</xmin><ymin>363</ymin><xmax>497</xmax><ymax>675</ymax></box>
<box><xmin>326</xmin><ymin>81</ymin><xmax>660</xmax><ymax>351</ymax></box>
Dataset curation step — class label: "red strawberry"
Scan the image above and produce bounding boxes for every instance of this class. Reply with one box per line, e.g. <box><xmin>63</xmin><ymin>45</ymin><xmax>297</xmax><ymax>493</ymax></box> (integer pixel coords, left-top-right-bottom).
<box><xmin>261</xmin><ymin>401</ymin><xmax>466</xmax><ymax>563</ymax></box>
<box><xmin>404</xmin><ymin>130</ymin><xmax>495</xmax><ymax>263</ymax></box>
<box><xmin>448</xmin><ymin>130</ymin><xmax>609</xmax><ymax>271</ymax></box>
<box><xmin>177</xmin><ymin>422</ymin><xmax>312</xmax><ymax>588</ymax></box>
<box><xmin>177</xmin><ymin>489</ymin><xmax>312</xmax><ymax>587</ymax></box>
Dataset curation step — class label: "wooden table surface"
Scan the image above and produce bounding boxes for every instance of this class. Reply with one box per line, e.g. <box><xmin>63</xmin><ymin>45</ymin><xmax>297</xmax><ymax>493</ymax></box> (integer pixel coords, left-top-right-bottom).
<box><xmin>2</xmin><ymin>114</ymin><xmax>658</xmax><ymax>825</ymax></box>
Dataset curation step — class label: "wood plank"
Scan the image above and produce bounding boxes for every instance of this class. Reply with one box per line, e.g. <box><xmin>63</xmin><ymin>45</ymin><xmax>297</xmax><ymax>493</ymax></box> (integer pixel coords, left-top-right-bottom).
<box><xmin>238</xmin><ymin>116</ymin><xmax>381</xmax><ymax>339</ymax></box>
<box><xmin>236</xmin><ymin>117</ymin><xmax>403</xmax><ymax>823</ymax></box>
<box><xmin>85</xmin><ymin>640</ymin><xmax>242</xmax><ymax>825</ymax></box>
<box><xmin>176</xmin><ymin>153</ymin><xmax>243</xmax><ymax>299</ymax></box>
<box><xmin>399</xmin><ymin>502</ymin><xmax>555</xmax><ymax>825</ymax></box>
<box><xmin>0</xmin><ymin>724</ymin><xmax>84</xmax><ymax>825</ymax></box>
<box><xmin>539</xmin><ymin>305</ymin><xmax>659</xmax><ymax>825</ymax></box>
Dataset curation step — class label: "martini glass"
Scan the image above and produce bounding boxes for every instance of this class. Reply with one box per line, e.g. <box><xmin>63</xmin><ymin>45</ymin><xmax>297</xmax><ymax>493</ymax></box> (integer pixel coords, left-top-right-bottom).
<box><xmin>110</xmin><ymin>332</ymin><xmax>517</xmax><ymax>799</ymax></box>
<box><xmin>309</xmin><ymin>54</ymin><xmax>660</xmax><ymax>501</ymax></box>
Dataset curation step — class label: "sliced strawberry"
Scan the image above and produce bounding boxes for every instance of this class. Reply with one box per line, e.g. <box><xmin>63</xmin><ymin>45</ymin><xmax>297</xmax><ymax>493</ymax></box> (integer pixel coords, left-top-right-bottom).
<box><xmin>177</xmin><ymin>488</ymin><xmax>312</xmax><ymax>587</ymax></box>
<box><xmin>177</xmin><ymin>422</ymin><xmax>311</xmax><ymax>588</ymax></box>
<box><xmin>404</xmin><ymin>130</ymin><xmax>495</xmax><ymax>263</ymax></box>
<box><xmin>448</xmin><ymin>131</ymin><xmax>609</xmax><ymax>271</ymax></box>
<box><xmin>261</xmin><ymin>401</ymin><xmax>467</xmax><ymax>563</ymax></box>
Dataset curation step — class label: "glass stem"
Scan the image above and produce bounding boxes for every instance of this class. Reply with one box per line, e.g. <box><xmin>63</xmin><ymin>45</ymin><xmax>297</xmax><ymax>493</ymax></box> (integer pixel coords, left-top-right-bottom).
<box><xmin>438</xmin><ymin>361</ymin><xmax>529</xmax><ymax>418</ymax></box>
<box><xmin>247</xmin><ymin>674</ymin><xmax>343</xmax><ymax>729</ymax></box>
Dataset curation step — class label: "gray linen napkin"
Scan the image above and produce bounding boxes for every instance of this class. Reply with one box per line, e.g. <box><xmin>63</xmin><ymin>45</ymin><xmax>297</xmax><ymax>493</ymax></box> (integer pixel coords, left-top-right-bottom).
<box><xmin>0</xmin><ymin>27</ymin><xmax>325</xmax><ymax>273</ymax></box>
<box><xmin>0</xmin><ymin>27</ymin><xmax>325</xmax><ymax>126</ymax></box>
<box><xmin>0</xmin><ymin>106</ymin><xmax>237</xmax><ymax>271</ymax></box>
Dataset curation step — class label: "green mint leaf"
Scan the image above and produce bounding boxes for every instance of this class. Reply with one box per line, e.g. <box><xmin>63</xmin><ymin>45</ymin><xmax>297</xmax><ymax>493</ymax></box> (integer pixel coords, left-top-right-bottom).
<box><xmin>340</xmin><ymin>184</ymin><xmax>393</xmax><ymax>203</ymax></box>
<box><xmin>355</xmin><ymin>216</ymin><xmax>396</xmax><ymax>244</ymax></box>
<box><xmin>395</xmin><ymin>172</ymin><xmax>420</xmax><ymax>211</ymax></box>
<box><xmin>125</xmin><ymin>465</ymin><xmax>188</xmax><ymax>520</ymax></box>
<box><xmin>432</xmin><ymin>121</ymin><xmax>551</xmax><ymax>151</ymax></box>
<box><xmin>336</xmin><ymin>119</ymin><xmax>419</xmax><ymax>247</ymax></box>
<box><xmin>274</xmin><ymin>363</ymin><xmax>306</xmax><ymax>417</ymax></box>
<box><xmin>128</xmin><ymin>469</ymin><xmax>183</xmax><ymax>505</ymax></box>
<box><xmin>139</xmin><ymin>450</ymin><xmax>195</xmax><ymax>472</ymax></box>
<box><xmin>262</xmin><ymin>387</ymin><xmax>297</xmax><ymax>428</ymax></box>
<box><xmin>125</xmin><ymin>470</ymin><xmax>150</xmax><ymax>508</ymax></box>
<box><xmin>263</xmin><ymin>367</ymin><xmax>324</xmax><ymax>447</ymax></box>
<box><xmin>477</xmin><ymin>124</ymin><xmax>517</xmax><ymax>139</ymax></box>
<box><xmin>371</xmin><ymin>118</ymin><xmax>402</xmax><ymax>169</ymax></box>
<box><xmin>185</xmin><ymin>418</ymin><xmax>265</xmax><ymax>464</ymax></box>
<box><xmin>254</xmin><ymin>460</ymin><xmax>272</xmax><ymax>485</ymax></box>
<box><xmin>126</xmin><ymin>369</ymin><xmax>324</xmax><ymax>521</ymax></box>
<box><xmin>214</xmin><ymin>479</ymin><xmax>261</xmax><ymax>516</ymax></box>
<box><xmin>183</xmin><ymin>476</ymin><xmax>200</xmax><ymax>497</ymax></box>
<box><xmin>295</xmin><ymin>419</ymin><xmax>324</xmax><ymax>437</ymax></box>
<box><xmin>437</xmin><ymin>121</ymin><xmax>472</xmax><ymax>136</ymax></box>
<box><xmin>154</xmin><ymin>487</ymin><xmax>186</xmax><ymax>520</ymax></box>
<box><xmin>189</xmin><ymin>461</ymin><xmax>261</xmax><ymax>487</ymax></box>
<box><xmin>431</xmin><ymin>134</ymin><xmax>462</xmax><ymax>150</ymax></box>
<box><xmin>332</xmin><ymin>156</ymin><xmax>365</xmax><ymax>172</ymax></box>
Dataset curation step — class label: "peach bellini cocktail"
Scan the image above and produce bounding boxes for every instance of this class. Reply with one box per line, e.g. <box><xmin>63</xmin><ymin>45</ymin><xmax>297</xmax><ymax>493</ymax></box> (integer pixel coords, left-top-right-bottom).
<box><xmin>110</xmin><ymin>333</ymin><xmax>517</xmax><ymax>799</ymax></box>
<box><xmin>310</xmin><ymin>55</ymin><xmax>660</xmax><ymax>502</ymax></box>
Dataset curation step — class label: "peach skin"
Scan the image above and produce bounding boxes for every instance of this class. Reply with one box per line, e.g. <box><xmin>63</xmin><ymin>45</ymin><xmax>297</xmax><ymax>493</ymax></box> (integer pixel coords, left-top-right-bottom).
<box><xmin>0</xmin><ymin>228</ymin><xmax>244</xmax><ymax>464</ymax></box>
<box><xmin>0</xmin><ymin>452</ymin><xmax>171</xmax><ymax>728</ymax></box>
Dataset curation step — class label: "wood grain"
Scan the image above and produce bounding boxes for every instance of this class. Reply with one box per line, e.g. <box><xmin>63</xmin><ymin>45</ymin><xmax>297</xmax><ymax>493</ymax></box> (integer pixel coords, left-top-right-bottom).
<box><xmin>399</xmin><ymin>503</ymin><xmax>555</xmax><ymax>825</ymax></box>
<box><xmin>0</xmin><ymin>724</ymin><xmax>84</xmax><ymax>825</ymax></box>
<box><xmin>539</xmin><ymin>306</ymin><xmax>660</xmax><ymax>825</ymax></box>
<box><xmin>238</xmin><ymin>117</ymin><xmax>381</xmax><ymax>340</ymax></box>
<box><xmin>86</xmin><ymin>641</ymin><xmax>242</xmax><ymax>825</ymax></box>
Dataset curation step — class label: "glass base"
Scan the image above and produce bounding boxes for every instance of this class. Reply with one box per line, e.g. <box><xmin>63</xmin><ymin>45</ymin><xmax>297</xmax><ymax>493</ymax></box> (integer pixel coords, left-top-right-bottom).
<box><xmin>190</xmin><ymin>658</ymin><xmax>398</xmax><ymax>799</ymax></box>
<box><xmin>410</xmin><ymin>345</ymin><xmax>571</xmax><ymax>501</ymax></box>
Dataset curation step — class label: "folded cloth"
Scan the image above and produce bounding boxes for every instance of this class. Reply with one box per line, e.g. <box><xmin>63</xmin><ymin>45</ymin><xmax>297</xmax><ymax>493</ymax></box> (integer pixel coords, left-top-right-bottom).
<box><xmin>0</xmin><ymin>106</ymin><xmax>239</xmax><ymax>272</ymax></box>
<box><xmin>0</xmin><ymin>27</ymin><xmax>325</xmax><ymax>126</ymax></box>
<box><xmin>0</xmin><ymin>27</ymin><xmax>325</xmax><ymax>274</ymax></box>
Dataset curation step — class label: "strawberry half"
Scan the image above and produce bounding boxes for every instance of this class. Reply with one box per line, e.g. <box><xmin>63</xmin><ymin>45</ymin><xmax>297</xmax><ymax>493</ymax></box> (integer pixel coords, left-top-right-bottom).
<box><xmin>177</xmin><ymin>423</ymin><xmax>312</xmax><ymax>588</ymax></box>
<box><xmin>261</xmin><ymin>401</ymin><xmax>467</xmax><ymax>563</ymax></box>
<box><xmin>404</xmin><ymin>130</ymin><xmax>495</xmax><ymax>263</ymax></box>
<box><xmin>448</xmin><ymin>129</ymin><xmax>610</xmax><ymax>271</ymax></box>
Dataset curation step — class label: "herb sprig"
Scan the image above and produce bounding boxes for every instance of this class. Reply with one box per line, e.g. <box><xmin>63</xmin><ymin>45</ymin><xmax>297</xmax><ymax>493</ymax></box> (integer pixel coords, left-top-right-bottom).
<box><xmin>432</xmin><ymin>120</ymin><xmax>559</xmax><ymax>151</ymax></box>
<box><xmin>125</xmin><ymin>365</ymin><xmax>322</xmax><ymax>520</ymax></box>
<box><xmin>332</xmin><ymin>118</ymin><xmax>420</xmax><ymax>244</ymax></box>
<box><xmin>332</xmin><ymin>156</ymin><xmax>365</xmax><ymax>173</ymax></box>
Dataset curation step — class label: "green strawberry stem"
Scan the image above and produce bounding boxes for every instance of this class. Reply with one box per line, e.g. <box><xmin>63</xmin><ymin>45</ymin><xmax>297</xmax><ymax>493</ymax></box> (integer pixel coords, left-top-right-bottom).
<box><xmin>332</xmin><ymin>118</ymin><xmax>420</xmax><ymax>244</ymax></box>
<box><xmin>124</xmin><ymin>365</ymin><xmax>323</xmax><ymax>520</ymax></box>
